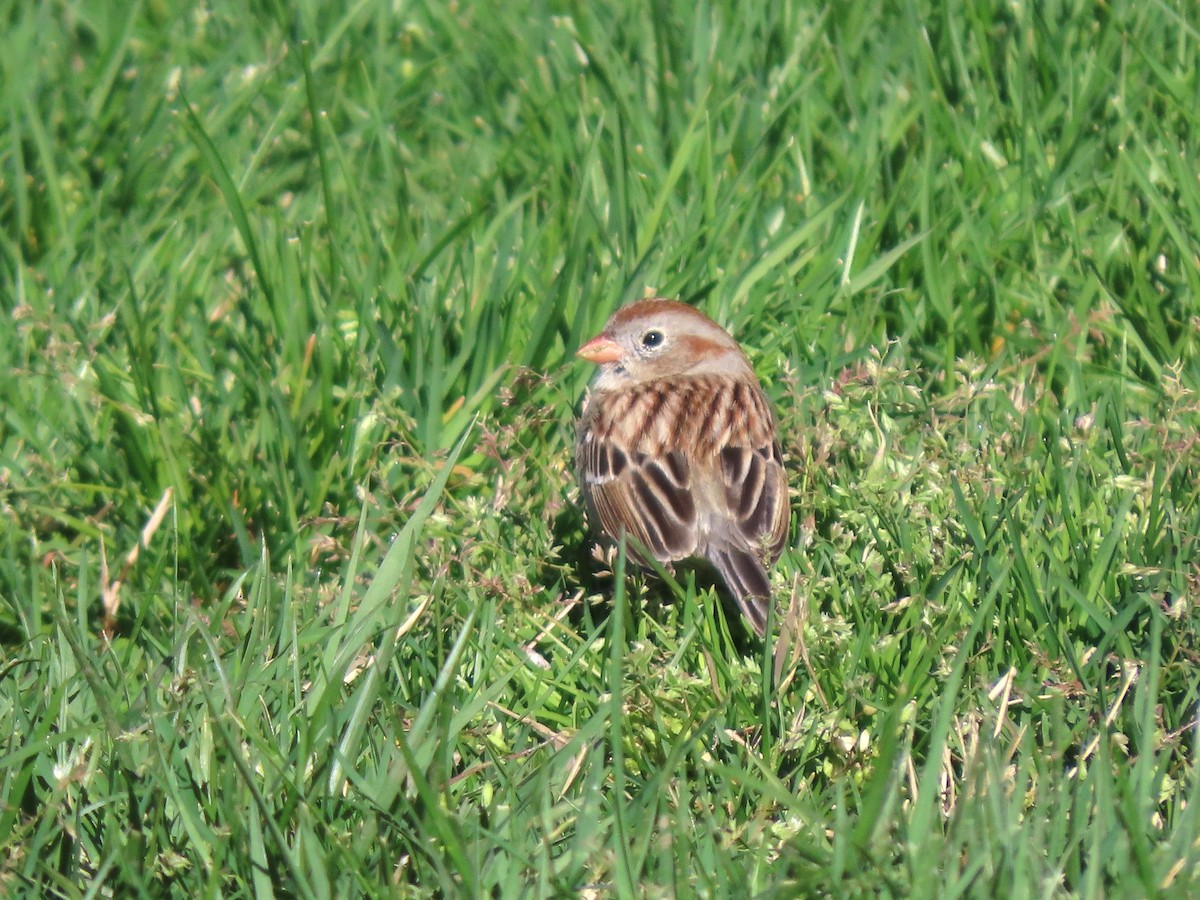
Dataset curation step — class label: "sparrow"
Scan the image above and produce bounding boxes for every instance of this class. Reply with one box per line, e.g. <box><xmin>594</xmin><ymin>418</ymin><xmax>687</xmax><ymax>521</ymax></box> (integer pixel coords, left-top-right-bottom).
<box><xmin>575</xmin><ymin>298</ymin><xmax>789</xmax><ymax>636</ymax></box>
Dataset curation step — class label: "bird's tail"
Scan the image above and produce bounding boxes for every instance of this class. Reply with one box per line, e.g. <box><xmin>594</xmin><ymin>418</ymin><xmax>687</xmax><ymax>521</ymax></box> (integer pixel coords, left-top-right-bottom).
<box><xmin>708</xmin><ymin>542</ymin><xmax>772</xmax><ymax>637</ymax></box>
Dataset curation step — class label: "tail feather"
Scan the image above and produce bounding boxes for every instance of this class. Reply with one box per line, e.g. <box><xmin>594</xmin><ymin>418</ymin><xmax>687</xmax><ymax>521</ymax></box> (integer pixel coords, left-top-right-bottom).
<box><xmin>707</xmin><ymin>543</ymin><xmax>772</xmax><ymax>637</ymax></box>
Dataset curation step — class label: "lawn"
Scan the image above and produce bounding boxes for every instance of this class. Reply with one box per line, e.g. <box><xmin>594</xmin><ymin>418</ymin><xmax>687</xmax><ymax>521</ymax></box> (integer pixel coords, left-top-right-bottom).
<box><xmin>3</xmin><ymin>0</ymin><xmax>1200</xmax><ymax>895</ymax></box>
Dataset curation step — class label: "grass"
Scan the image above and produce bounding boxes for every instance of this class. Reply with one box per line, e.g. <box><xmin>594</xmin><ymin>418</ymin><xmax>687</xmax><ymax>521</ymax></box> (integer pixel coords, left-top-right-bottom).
<box><xmin>2</xmin><ymin>0</ymin><xmax>1200</xmax><ymax>895</ymax></box>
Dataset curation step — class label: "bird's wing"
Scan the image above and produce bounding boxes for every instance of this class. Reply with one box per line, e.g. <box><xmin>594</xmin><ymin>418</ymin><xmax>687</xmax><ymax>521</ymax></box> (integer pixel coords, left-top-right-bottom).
<box><xmin>577</xmin><ymin>430</ymin><xmax>700</xmax><ymax>565</ymax></box>
<box><xmin>714</xmin><ymin>434</ymin><xmax>790</xmax><ymax>562</ymax></box>
<box><xmin>703</xmin><ymin>431</ymin><xmax>788</xmax><ymax>638</ymax></box>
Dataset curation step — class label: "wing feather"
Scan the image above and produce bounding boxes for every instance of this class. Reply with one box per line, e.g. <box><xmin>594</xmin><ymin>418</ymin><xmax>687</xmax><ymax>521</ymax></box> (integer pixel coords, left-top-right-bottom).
<box><xmin>716</xmin><ymin>402</ymin><xmax>789</xmax><ymax>563</ymax></box>
<box><xmin>577</xmin><ymin>420</ymin><xmax>699</xmax><ymax>564</ymax></box>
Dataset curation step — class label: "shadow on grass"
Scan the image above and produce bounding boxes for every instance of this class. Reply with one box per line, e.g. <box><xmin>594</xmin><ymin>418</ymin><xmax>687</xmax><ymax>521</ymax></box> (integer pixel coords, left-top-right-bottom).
<box><xmin>546</xmin><ymin>503</ymin><xmax>762</xmax><ymax>654</ymax></box>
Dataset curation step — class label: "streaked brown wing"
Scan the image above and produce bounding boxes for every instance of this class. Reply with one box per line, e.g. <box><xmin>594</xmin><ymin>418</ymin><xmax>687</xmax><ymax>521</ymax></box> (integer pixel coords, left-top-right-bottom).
<box><xmin>717</xmin><ymin>438</ymin><xmax>789</xmax><ymax>562</ymax></box>
<box><xmin>577</xmin><ymin>430</ymin><xmax>699</xmax><ymax>564</ymax></box>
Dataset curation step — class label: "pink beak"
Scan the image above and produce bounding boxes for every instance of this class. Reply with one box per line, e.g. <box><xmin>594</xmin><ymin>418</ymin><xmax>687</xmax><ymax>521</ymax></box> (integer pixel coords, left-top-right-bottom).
<box><xmin>576</xmin><ymin>335</ymin><xmax>623</xmax><ymax>364</ymax></box>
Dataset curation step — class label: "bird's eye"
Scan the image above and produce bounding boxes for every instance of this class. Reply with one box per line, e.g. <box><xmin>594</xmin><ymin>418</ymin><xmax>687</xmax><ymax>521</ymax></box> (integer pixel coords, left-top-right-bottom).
<box><xmin>641</xmin><ymin>329</ymin><xmax>664</xmax><ymax>349</ymax></box>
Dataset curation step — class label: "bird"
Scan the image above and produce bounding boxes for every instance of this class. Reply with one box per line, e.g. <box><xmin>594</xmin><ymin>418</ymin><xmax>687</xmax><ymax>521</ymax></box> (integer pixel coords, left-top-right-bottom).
<box><xmin>574</xmin><ymin>298</ymin><xmax>790</xmax><ymax>636</ymax></box>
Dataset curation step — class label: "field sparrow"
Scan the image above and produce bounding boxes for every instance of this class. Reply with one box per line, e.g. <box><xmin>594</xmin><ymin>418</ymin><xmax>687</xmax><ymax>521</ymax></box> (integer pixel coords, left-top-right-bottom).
<box><xmin>575</xmin><ymin>299</ymin><xmax>790</xmax><ymax>636</ymax></box>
